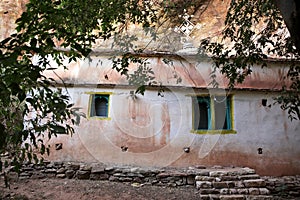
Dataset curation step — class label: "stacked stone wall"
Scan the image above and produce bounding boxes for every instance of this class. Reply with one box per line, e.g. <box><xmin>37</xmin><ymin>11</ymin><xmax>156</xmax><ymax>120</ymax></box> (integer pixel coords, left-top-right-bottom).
<box><xmin>4</xmin><ymin>162</ymin><xmax>300</xmax><ymax>200</ymax></box>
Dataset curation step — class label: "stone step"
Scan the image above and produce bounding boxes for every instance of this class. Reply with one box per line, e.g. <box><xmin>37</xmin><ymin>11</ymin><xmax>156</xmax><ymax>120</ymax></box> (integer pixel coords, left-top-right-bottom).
<box><xmin>198</xmin><ymin>187</ymin><xmax>270</xmax><ymax>195</ymax></box>
<box><xmin>243</xmin><ymin>179</ymin><xmax>266</xmax><ymax>188</ymax></box>
<box><xmin>199</xmin><ymin>194</ymin><xmax>273</xmax><ymax>200</ymax></box>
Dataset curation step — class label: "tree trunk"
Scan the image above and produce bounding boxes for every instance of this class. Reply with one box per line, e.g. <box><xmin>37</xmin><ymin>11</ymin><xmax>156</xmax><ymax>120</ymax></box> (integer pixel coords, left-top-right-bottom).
<box><xmin>273</xmin><ymin>0</ymin><xmax>300</xmax><ymax>55</ymax></box>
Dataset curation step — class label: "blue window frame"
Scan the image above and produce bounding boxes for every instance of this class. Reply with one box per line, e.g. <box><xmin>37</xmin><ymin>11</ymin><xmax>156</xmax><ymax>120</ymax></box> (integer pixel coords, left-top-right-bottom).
<box><xmin>193</xmin><ymin>96</ymin><xmax>232</xmax><ymax>131</ymax></box>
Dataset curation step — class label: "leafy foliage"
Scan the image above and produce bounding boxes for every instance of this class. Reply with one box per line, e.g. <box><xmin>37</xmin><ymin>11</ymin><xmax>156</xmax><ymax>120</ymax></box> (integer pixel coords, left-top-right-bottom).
<box><xmin>201</xmin><ymin>0</ymin><xmax>300</xmax><ymax>120</ymax></box>
<box><xmin>112</xmin><ymin>55</ymin><xmax>157</xmax><ymax>95</ymax></box>
<box><xmin>0</xmin><ymin>0</ymin><xmax>157</xmax><ymax>171</ymax></box>
<box><xmin>276</xmin><ymin>64</ymin><xmax>300</xmax><ymax>120</ymax></box>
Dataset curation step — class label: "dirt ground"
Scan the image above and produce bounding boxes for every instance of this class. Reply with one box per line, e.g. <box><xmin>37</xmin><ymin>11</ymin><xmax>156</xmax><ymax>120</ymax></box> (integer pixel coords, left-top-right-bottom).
<box><xmin>0</xmin><ymin>177</ymin><xmax>200</xmax><ymax>200</ymax></box>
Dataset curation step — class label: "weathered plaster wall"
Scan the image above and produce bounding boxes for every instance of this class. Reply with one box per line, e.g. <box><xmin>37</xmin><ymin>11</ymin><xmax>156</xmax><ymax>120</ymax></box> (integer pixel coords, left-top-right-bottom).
<box><xmin>44</xmin><ymin>55</ymin><xmax>290</xmax><ymax>91</ymax></box>
<box><xmin>42</xmin><ymin>54</ymin><xmax>300</xmax><ymax>176</ymax></box>
<box><xmin>45</xmin><ymin>85</ymin><xmax>300</xmax><ymax>176</ymax></box>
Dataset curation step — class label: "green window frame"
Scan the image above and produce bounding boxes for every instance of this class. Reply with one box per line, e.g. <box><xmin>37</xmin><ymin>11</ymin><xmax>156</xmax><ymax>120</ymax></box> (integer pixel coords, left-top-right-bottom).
<box><xmin>192</xmin><ymin>95</ymin><xmax>236</xmax><ymax>134</ymax></box>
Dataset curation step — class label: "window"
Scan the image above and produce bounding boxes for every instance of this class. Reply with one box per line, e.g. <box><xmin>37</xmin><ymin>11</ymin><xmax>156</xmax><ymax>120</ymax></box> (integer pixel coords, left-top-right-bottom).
<box><xmin>89</xmin><ymin>93</ymin><xmax>111</xmax><ymax>119</ymax></box>
<box><xmin>192</xmin><ymin>95</ymin><xmax>235</xmax><ymax>134</ymax></box>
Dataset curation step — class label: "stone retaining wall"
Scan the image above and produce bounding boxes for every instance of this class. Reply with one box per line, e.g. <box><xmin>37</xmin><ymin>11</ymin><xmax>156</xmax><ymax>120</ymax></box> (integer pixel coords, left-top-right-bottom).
<box><xmin>263</xmin><ymin>176</ymin><xmax>300</xmax><ymax>199</ymax></box>
<box><xmin>4</xmin><ymin>162</ymin><xmax>300</xmax><ymax>200</ymax></box>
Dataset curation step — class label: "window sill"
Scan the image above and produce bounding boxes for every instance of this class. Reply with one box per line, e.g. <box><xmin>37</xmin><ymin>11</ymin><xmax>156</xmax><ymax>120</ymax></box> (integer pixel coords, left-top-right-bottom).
<box><xmin>190</xmin><ymin>130</ymin><xmax>237</xmax><ymax>134</ymax></box>
<box><xmin>88</xmin><ymin>116</ymin><xmax>111</xmax><ymax>120</ymax></box>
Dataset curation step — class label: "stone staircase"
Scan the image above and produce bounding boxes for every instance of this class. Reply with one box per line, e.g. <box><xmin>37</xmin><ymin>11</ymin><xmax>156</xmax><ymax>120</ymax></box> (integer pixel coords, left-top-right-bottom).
<box><xmin>194</xmin><ymin>168</ymin><xmax>272</xmax><ymax>199</ymax></box>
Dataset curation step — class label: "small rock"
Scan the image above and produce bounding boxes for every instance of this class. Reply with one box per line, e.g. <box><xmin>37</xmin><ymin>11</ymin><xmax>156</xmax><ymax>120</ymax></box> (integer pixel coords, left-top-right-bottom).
<box><xmin>156</xmin><ymin>172</ymin><xmax>170</xmax><ymax>178</ymax></box>
<box><xmin>19</xmin><ymin>176</ymin><xmax>30</xmax><ymax>180</ymax></box>
<box><xmin>46</xmin><ymin>163</ymin><xmax>55</xmax><ymax>169</ymax></box>
<box><xmin>176</xmin><ymin>180</ymin><xmax>184</xmax><ymax>186</ymax></box>
<box><xmin>237</xmin><ymin>188</ymin><xmax>248</xmax><ymax>194</ymax></box>
<box><xmin>199</xmin><ymin>189</ymin><xmax>218</xmax><ymax>194</ymax></box>
<box><xmin>213</xmin><ymin>181</ymin><xmax>228</xmax><ymax>189</ymax></box>
<box><xmin>105</xmin><ymin>167</ymin><xmax>115</xmax><ymax>172</ymax></box>
<box><xmin>212</xmin><ymin>165</ymin><xmax>223</xmax><ymax>169</ymax></box>
<box><xmin>57</xmin><ymin>168</ymin><xmax>67</xmax><ymax>174</ymax></box>
<box><xmin>227</xmin><ymin>181</ymin><xmax>235</xmax><ymax>188</ymax></box>
<box><xmin>80</xmin><ymin>165</ymin><xmax>92</xmax><ymax>171</ymax></box>
<box><xmin>187</xmin><ymin>175</ymin><xmax>195</xmax><ymax>185</ymax></box>
<box><xmin>127</xmin><ymin>173</ymin><xmax>144</xmax><ymax>178</ymax></box>
<box><xmin>66</xmin><ymin>163</ymin><xmax>80</xmax><ymax>171</ymax></box>
<box><xmin>238</xmin><ymin>174</ymin><xmax>260</xmax><ymax>180</ymax></box>
<box><xmin>56</xmin><ymin>174</ymin><xmax>66</xmax><ymax>179</ymax></box>
<box><xmin>235</xmin><ymin>181</ymin><xmax>244</xmax><ymax>188</ymax></box>
<box><xmin>91</xmin><ymin>168</ymin><xmax>105</xmax><ymax>174</ymax></box>
<box><xmin>22</xmin><ymin>167</ymin><xmax>34</xmax><ymax>172</ymax></box>
<box><xmin>241</xmin><ymin>167</ymin><xmax>255</xmax><ymax>175</ymax></box>
<box><xmin>243</xmin><ymin>179</ymin><xmax>266</xmax><ymax>187</ymax></box>
<box><xmin>209</xmin><ymin>171</ymin><xmax>228</xmax><ymax>177</ymax></box>
<box><xmin>130</xmin><ymin>167</ymin><xmax>140</xmax><ymax>173</ymax></box>
<box><xmin>259</xmin><ymin>188</ymin><xmax>270</xmax><ymax>195</ymax></box>
<box><xmin>109</xmin><ymin>176</ymin><xmax>119</xmax><ymax>181</ymax></box>
<box><xmin>65</xmin><ymin>170</ymin><xmax>75</xmax><ymax>179</ymax></box>
<box><xmin>169</xmin><ymin>172</ymin><xmax>187</xmax><ymax>177</ymax></box>
<box><xmin>31</xmin><ymin>173</ymin><xmax>46</xmax><ymax>179</ymax></box>
<box><xmin>20</xmin><ymin>172</ymin><xmax>32</xmax><ymax>177</ymax></box>
<box><xmin>44</xmin><ymin>169</ymin><xmax>57</xmax><ymax>174</ymax></box>
<box><xmin>195</xmin><ymin>176</ymin><xmax>214</xmax><ymax>181</ymax></box>
<box><xmin>222</xmin><ymin>176</ymin><xmax>239</xmax><ymax>181</ymax></box>
<box><xmin>196</xmin><ymin>181</ymin><xmax>212</xmax><ymax>189</ymax></box>
<box><xmin>54</xmin><ymin>161</ymin><xmax>63</xmax><ymax>167</ymax></box>
<box><xmin>219</xmin><ymin>195</ymin><xmax>245</xmax><ymax>200</ymax></box>
<box><xmin>131</xmin><ymin>182</ymin><xmax>143</xmax><ymax>187</ymax></box>
<box><xmin>248</xmin><ymin>188</ymin><xmax>260</xmax><ymax>195</ymax></box>
<box><xmin>167</xmin><ymin>183</ymin><xmax>177</xmax><ymax>187</ymax></box>
<box><xmin>195</xmin><ymin>165</ymin><xmax>206</xmax><ymax>169</ymax></box>
<box><xmin>195</xmin><ymin>171</ymin><xmax>210</xmax><ymax>176</ymax></box>
<box><xmin>220</xmin><ymin>188</ymin><xmax>229</xmax><ymax>194</ymax></box>
<box><xmin>229</xmin><ymin>188</ymin><xmax>237</xmax><ymax>194</ymax></box>
<box><xmin>215</xmin><ymin>177</ymin><xmax>222</xmax><ymax>182</ymax></box>
<box><xmin>113</xmin><ymin>173</ymin><xmax>126</xmax><ymax>177</ymax></box>
<box><xmin>76</xmin><ymin>170</ymin><xmax>91</xmax><ymax>179</ymax></box>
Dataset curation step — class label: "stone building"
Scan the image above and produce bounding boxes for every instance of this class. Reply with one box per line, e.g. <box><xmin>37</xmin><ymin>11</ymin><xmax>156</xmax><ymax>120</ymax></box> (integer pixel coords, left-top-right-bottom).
<box><xmin>1</xmin><ymin>0</ymin><xmax>299</xmax><ymax>176</ymax></box>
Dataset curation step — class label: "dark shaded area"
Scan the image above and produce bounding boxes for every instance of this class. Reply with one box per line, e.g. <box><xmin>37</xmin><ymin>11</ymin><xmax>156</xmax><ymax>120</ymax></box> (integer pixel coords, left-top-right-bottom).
<box><xmin>274</xmin><ymin>0</ymin><xmax>300</xmax><ymax>55</ymax></box>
